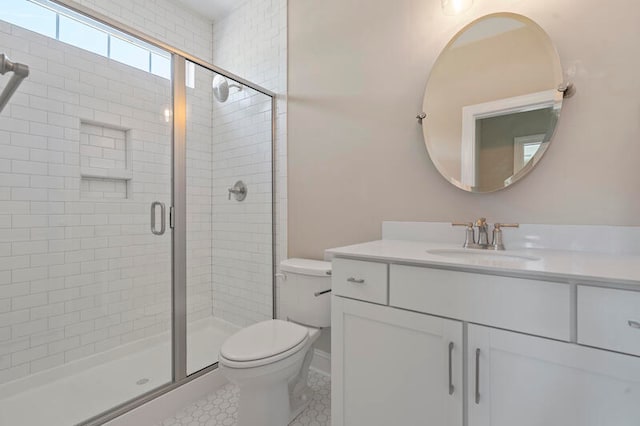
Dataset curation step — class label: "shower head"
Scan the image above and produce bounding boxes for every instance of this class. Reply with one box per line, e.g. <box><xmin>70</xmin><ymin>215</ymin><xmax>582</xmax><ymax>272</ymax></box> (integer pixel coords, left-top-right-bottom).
<box><xmin>212</xmin><ymin>74</ymin><xmax>242</xmax><ymax>103</ymax></box>
<box><xmin>0</xmin><ymin>53</ymin><xmax>30</xmax><ymax>113</ymax></box>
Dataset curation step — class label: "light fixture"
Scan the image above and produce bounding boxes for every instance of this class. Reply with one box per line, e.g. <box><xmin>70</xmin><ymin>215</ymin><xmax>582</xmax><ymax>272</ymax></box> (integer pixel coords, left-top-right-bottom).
<box><xmin>441</xmin><ymin>0</ymin><xmax>473</xmax><ymax>15</ymax></box>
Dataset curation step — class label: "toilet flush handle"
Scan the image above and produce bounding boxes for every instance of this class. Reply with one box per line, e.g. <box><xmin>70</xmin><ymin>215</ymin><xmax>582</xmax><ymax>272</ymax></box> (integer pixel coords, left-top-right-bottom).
<box><xmin>314</xmin><ymin>289</ymin><xmax>332</xmax><ymax>297</ymax></box>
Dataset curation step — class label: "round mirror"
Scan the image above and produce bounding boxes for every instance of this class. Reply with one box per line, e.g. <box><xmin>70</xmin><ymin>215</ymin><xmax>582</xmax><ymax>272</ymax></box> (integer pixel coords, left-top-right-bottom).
<box><xmin>422</xmin><ymin>13</ymin><xmax>564</xmax><ymax>193</ymax></box>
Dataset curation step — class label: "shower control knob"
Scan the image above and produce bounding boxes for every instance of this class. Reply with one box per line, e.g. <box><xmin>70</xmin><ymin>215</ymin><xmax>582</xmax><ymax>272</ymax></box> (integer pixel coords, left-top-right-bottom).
<box><xmin>228</xmin><ymin>180</ymin><xmax>247</xmax><ymax>201</ymax></box>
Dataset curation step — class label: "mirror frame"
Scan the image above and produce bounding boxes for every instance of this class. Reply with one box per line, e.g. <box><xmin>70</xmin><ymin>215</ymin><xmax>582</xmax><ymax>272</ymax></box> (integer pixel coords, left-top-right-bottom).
<box><xmin>422</xmin><ymin>12</ymin><xmax>565</xmax><ymax>193</ymax></box>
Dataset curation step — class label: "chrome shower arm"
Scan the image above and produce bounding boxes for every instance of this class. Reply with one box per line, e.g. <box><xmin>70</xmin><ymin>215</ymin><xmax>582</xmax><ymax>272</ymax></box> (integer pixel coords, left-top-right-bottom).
<box><xmin>0</xmin><ymin>53</ymin><xmax>30</xmax><ymax>113</ymax></box>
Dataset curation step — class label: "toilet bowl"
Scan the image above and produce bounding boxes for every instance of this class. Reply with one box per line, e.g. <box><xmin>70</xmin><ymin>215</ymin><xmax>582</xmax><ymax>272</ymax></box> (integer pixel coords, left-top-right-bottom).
<box><xmin>218</xmin><ymin>258</ymin><xmax>331</xmax><ymax>426</ymax></box>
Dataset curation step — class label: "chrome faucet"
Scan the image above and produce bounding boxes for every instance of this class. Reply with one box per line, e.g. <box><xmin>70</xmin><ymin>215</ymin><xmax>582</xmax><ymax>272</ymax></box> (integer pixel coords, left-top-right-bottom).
<box><xmin>452</xmin><ymin>219</ymin><xmax>519</xmax><ymax>250</ymax></box>
<box><xmin>475</xmin><ymin>218</ymin><xmax>489</xmax><ymax>248</ymax></box>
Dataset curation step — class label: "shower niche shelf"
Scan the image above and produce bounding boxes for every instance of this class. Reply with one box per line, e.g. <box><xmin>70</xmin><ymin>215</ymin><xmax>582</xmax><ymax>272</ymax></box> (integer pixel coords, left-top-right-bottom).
<box><xmin>79</xmin><ymin>120</ymin><xmax>132</xmax><ymax>199</ymax></box>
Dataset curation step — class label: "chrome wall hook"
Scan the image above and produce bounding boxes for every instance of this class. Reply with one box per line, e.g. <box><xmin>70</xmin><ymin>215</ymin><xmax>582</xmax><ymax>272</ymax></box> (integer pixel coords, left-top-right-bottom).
<box><xmin>416</xmin><ymin>112</ymin><xmax>427</xmax><ymax>124</ymax></box>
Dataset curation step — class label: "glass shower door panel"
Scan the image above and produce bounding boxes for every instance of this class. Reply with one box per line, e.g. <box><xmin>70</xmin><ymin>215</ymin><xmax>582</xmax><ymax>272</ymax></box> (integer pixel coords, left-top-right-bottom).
<box><xmin>185</xmin><ymin>61</ymin><xmax>273</xmax><ymax>375</ymax></box>
<box><xmin>0</xmin><ymin>14</ymin><xmax>173</xmax><ymax>426</ymax></box>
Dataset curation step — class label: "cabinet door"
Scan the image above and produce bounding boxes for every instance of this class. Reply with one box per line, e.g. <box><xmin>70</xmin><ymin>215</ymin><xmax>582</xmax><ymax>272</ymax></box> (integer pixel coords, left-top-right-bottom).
<box><xmin>332</xmin><ymin>296</ymin><xmax>463</xmax><ymax>426</ymax></box>
<box><xmin>468</xmin><ymin>324</ymin><xmax>640</xmax><ymax>426</ymax></box>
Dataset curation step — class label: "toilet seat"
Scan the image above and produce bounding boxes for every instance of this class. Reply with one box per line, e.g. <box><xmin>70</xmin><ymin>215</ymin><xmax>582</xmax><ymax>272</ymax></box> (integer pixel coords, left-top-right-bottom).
<box><xmin>219</xmin><ymin>320</ymin><xmax>309</xmax><ymax>369</ymax></box>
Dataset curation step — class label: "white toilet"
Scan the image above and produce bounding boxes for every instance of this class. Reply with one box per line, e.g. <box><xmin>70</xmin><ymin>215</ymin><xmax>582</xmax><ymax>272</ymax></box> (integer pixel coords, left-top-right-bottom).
<box><xmin>218</xmin><ymin>258</ymin><xmax>332</xmax><ymax>426</ymax></box>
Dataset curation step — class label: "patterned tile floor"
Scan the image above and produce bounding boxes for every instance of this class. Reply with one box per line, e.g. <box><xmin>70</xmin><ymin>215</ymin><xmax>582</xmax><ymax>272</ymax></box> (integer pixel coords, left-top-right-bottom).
<box><xmin>156</xmin><ymin>370</ymin><xmax>331</xmax><ymax>426</ymax></box>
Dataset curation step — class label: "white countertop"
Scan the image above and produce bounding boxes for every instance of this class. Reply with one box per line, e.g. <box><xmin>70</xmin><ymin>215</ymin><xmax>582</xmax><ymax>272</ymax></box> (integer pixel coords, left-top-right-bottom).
<box><xmin>326</xmin><ymin>239</ymin><xmax>640</xmax><ymax>289</ymax></box>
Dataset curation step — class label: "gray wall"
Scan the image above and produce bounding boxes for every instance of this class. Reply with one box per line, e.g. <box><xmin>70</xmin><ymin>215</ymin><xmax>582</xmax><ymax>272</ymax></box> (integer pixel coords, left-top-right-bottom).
<box><xmin>288</xmin><ymin>0</ymin><xmax>640</xmax><ymax>259</ymax></box>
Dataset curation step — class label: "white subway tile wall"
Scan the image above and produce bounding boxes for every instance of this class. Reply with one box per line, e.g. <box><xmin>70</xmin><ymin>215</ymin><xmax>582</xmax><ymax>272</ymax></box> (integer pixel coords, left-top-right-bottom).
<box><xmin>80</xmin><ymin>177</ymin><xmax>128</xmax><ymax>200</ymax></box>
<box><xmin>0</xmin><ymin>0</ymin><xmax>288</xmax><ymax>385</ymax></box>
<box><xmin>211</xmin><ymin>0</ymin><xmax>287</xmax><ymax>322</ymax></box>
<box><xmin>185</xmin><ymin>65</ymin><xmax>215</xmax><ymax>333</ymax></box>
<box><xmin>0</xmin><ymin>22</ymin><xmax>176</xmax><ymax>384</ymax></box>
<box><xmin>71</xmin><ymin>0</ymin><xmax>214</xmax><ymax>63</ymax></box>
<box><xmin>80</xmin><ymin>123</ymin><xmax>128</xmax><ymax>173</ymax></box>
<box><xmin>75</xmin><ymin>0</ymin><xmax>288</xmax><ymax>328</ymax></box>
<box><xmin>210</xmin><ymin>84</ymin><xmax>273</xmax><ymax>326</ymax></box>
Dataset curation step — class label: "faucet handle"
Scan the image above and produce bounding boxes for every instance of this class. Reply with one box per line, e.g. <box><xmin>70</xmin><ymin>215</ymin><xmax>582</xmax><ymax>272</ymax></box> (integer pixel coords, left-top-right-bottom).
<box><xmin>491</xmin><ymin>223</ymin><xmax>519</xmax><ymax>250</ymax></box>
<box><xmin>452</xmin><ymin>222</ymin><xmax>475</xmax><ymax>248</ymax></box>
<box><xmin>452</xmin><ymin>222</ymin><xmax>473</xmax><ymax>228</ymax></box>
<box><xmin>494</xmin><ymin>223</ymin><xmax>519</xmax><ymax>230</ymax></box>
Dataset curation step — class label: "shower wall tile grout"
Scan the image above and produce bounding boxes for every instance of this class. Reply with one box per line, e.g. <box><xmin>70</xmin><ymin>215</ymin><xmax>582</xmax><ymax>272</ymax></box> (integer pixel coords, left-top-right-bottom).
<box><xmin>0</xmin><ymin>22</ymin><xmax>175</xmax><ymax>383</ymax></box>
<box><xmin>0</xmin><ymin>0</ymin><xmax>216</xmax><ymax>385</ymax></box>
<box><xmin>210</xmin><ymin>0</ymin><xmax>288</xmax><ymax>325</ymax></box>
<box><xmin>0</xmin><ymin>0</ymin><xmax>288</xmax><ymax>386</ymax></box>
<box><xmin>70</xmin><ymin>0</ymin><xmax>214</xmax><ymax>63</ymax></box>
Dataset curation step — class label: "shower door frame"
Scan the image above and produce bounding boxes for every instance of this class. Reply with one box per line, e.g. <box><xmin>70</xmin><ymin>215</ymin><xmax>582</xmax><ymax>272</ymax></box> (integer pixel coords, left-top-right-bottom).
<box><xmin>44</xmin><ymin>1</ymin><xmax>277</xmax><ymax>425</ymax></box>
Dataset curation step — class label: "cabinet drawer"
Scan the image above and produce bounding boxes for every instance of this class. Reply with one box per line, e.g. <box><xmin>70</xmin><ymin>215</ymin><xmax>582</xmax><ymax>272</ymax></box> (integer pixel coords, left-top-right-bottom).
<box><xmin>578</xmin><ymin>286</ymin><xmax>640</xmax><ymax>356</ymax></box>
<box><xmin>332</xmin><ymin>258</ymin><xmax>388</xmax><ymax>304</ymax></box>
<box><xmin>390</xmin><ymin>265</ymin><xmax>571</xmax><ymax>341</ymax></box>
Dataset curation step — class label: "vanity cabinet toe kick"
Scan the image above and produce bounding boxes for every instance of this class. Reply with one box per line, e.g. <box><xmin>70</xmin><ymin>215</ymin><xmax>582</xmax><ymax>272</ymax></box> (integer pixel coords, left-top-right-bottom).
<box><xmin>330</xmin><ymin>257</ymin><xmax>640</xmax><ymax>426</ymax></box>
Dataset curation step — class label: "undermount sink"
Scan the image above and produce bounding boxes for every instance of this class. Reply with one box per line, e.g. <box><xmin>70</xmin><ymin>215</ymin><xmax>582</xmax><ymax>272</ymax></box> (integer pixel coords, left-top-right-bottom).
<box><xmin>426</xmin><ymin>248</ymin><xmax>541</xmax><ymax>262</ymax></box>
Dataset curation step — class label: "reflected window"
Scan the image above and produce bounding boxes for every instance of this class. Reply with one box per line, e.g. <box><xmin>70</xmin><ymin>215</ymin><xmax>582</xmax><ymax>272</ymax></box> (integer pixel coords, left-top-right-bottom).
<box><xmin>513</xmin><ymin>134</ymin><xmax>545</xmax><ymax>173</ymax></box>
<box><xmin>523</xmin><ymin>141</ymin><xmax>541</xmax><ymax>164</ymax></box>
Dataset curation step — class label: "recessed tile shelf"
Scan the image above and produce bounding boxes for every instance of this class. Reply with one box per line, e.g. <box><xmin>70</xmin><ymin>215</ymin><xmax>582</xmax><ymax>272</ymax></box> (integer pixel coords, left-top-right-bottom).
<box><xmin>79</xmin><ymin>120</ymin><xmax>132</xmax><ymax>199</ymax></box>
<box><xmin>79</xmin><ymin>168</ymin><xmax>133</xmax><ymax>181</ymax></box>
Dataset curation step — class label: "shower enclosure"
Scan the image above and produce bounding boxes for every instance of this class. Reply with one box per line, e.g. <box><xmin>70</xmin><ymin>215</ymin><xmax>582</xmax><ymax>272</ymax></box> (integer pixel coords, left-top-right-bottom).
<box><xmin>0</xmin><ymin>1</ymin><xmax>275</xmax><ymax>425</ymax></box>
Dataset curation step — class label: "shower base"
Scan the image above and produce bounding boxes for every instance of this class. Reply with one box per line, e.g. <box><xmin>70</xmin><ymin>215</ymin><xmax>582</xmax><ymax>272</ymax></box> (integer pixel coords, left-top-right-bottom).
<box><xmin>0</xmin><ymin>317</ymin><xmax>238</xmax><ymax>426</ymax></box>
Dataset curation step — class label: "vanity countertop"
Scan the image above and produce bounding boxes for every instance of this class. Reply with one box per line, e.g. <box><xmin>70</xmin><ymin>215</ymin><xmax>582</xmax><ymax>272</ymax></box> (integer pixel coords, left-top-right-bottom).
<box><xmin>326</xmin><ymin>239</ymin><xmax>640</xmax><ymax>289</ymax></box>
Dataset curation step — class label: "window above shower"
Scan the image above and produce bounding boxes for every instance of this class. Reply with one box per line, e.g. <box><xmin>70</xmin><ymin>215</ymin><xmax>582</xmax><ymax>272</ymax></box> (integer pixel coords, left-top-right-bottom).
<box><xmin>2</xmin><ymin>0</ymin><xmax>173</xmax><ymax>79</ymax></box>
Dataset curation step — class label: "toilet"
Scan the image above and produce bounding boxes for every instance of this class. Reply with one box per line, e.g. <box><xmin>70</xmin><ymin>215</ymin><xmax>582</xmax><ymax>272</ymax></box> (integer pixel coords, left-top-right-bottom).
<box><xmin>218</xmin><ymin>258</ymin><xmax>332</xmax><ymax>426</ymax></box>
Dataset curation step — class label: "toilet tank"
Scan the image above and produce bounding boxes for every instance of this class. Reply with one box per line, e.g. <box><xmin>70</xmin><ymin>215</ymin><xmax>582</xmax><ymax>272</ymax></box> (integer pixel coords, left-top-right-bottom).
<box><xmin>279</xmin><ymin>258</ymin><xmax>332</xmax><ymax>328</ymax></box>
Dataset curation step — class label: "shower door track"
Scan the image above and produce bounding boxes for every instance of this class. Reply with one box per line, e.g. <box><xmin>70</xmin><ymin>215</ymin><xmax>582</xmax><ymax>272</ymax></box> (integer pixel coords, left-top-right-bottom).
<box><xmin>39</xmin><ymin>1</ymin><xmax>277</xmax><ymax>425</ymax></box>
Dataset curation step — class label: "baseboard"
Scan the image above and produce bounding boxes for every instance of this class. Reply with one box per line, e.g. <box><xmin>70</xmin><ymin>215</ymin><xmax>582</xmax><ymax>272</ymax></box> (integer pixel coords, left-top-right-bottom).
<box><xmin>311</xmin><ymin>349</ymin><xmax>331</xmax><ymax>375</ymax></box>
<box><xmin>105</xmin><ymin>370</ymin><xmax>228</xmax><ymax>426</ymax></box>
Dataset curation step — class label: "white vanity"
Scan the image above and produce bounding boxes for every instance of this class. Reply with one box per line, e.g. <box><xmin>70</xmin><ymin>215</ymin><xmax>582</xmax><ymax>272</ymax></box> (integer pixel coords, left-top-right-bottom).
<box><xmin>328</xmin><ymin>222</ymin><xmax>640</xmax><ymax>426</ymax></box>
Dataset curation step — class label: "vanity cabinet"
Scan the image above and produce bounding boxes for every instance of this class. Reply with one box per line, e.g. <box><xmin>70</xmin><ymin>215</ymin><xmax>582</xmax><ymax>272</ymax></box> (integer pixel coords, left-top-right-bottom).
<box><xmin>577</xmin><ymin>285</ymin><xmax>640</xmax><ymax>357</ymax></box>
<box><xmin>468</xmin><ymin>324</ymin><xmax>640</xmax><ymax>426</ymax></box>
<box><xmin>332</xmin><ymin>296</ymin><xmax>463</xmax><ymax>426</ymax></box>
<box><xmin>390</xmin><ymin>264</ymin><xmax>571</xmax><ymax>341</ymax></box>
<box><xmin>331</xmin><ymin>258</ymin><xmax>640</xmax><ymax>426</ymax></box>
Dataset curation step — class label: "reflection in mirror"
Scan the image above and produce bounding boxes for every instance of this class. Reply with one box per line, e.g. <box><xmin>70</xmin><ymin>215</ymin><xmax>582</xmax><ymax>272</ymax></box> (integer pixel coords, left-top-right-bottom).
<box><xmin>422</xmin><ymin>13</ymin><xmax>564</xmax><ymax>193</ymax></box>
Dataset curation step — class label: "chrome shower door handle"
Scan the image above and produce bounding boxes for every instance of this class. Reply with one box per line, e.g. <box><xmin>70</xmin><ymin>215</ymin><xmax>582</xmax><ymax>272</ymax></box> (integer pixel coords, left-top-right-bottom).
<box><xmin>151</xmin><ymin>202</ymin><xmax>166</xmax><ymax>235</ymax></box>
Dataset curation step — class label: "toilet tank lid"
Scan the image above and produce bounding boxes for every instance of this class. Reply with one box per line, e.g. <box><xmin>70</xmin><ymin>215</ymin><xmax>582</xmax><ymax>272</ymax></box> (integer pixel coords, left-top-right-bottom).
<box><xmin>280</xmin><ymin>258</ymin><xmax>332</xmax><ymax>277</ymax></box>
